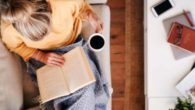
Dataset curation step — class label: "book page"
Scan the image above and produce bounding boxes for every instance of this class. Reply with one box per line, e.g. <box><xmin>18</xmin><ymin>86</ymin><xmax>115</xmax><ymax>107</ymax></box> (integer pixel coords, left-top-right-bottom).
<box><xmin>37</xmin><ymin>66</ymin><xmax>69</xmax><ymax>103</ymax></box>
<box><xmin>62</xmin><ymin>47</ymin><xmax>96</xmax><ymax>93</ymax></box>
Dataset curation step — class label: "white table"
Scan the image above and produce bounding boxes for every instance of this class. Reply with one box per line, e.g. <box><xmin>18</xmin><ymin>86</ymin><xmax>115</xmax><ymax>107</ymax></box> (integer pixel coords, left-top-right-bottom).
<box><xmin>144</xmin><ymin>0</ymin><xmax>195</xmax><ymax>109</ymax></box>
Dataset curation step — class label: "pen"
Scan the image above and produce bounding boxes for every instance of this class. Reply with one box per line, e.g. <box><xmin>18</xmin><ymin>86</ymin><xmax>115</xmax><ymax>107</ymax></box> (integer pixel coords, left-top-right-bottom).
<box><xmin>183</xmin><ymin>10</ymin><xmax>194</xmax><ymax>27</ymax></box>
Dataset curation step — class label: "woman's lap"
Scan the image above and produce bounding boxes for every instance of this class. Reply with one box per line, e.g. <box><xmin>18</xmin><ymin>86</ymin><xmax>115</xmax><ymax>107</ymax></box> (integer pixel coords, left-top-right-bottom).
<box><xmin>26</xmin><ymin>36</ymin><xmax>109</xmax><ymax>110</ymax></box>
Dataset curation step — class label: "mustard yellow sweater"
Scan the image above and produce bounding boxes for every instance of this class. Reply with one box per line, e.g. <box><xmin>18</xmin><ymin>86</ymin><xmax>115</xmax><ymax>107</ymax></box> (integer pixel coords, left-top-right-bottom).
<box><xmin>1</xmin><ymin>0</ymin><xmax>92</xmax><ymax>61</ymax></box>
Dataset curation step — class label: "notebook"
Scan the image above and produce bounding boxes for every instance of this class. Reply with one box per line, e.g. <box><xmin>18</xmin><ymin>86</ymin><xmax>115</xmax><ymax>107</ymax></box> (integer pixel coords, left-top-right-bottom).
<box><xmin>37</xmin><ymin>46</ymin><xmax>96</xmax><ymax>103</ymax></box>
<box><xmin>163</xmin><ymin>12</ymin><xmax>194</xmax><ymax>59</ymax></box>
<box><xmin>168</xmin><ymin>22</ymin><xmax>195</xmax><ymax>52</ymax></box>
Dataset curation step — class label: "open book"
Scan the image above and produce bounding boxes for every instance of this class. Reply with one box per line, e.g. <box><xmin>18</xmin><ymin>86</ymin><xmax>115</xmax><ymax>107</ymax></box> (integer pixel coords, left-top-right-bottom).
<box><xmin>37</xmin><ymin>46</ymin><xmax>96</xmax><ymax>103</ymax></box>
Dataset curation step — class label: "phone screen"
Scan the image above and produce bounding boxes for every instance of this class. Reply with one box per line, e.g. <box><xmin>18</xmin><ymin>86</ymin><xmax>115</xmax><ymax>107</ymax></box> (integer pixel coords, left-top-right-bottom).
<box><xmin>154</xmin><ymin>0</ymin><xmax>173</xmax><ymax>15</ymax></box>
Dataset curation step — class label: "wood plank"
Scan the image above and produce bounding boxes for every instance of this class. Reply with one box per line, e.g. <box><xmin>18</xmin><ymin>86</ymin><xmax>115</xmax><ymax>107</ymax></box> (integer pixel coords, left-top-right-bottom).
<box><xmin>112</xmin><ymin>98</ymin><xmax>125</xmax><ymax>110</ymax></box>
<box><xmin>110</xmin><ymin>9</ymin><xmax>125</xmax><ymax>23</ymax></box>
<box><xmin>129</xmin><ymin>96</ymin><xmax>145</xmax><ymax>110</ymax></box>
<box><xmin>111</xmin><ymin>44</ymin><xmax>125</xmax><ymax>63</ymax></box>
<box><xmin>108</xmin><ymin>0</ymin><xmax>126</xmax><ymax>109</ymax></box>
<box><xmin>110</xmin><ymin>23</ymin><xmax>125</xmax><ymax>45</ymax></box>
<box><xmin>111</xmin><ymin>46</ymin><xmax>125</xmax><ymax>97</ymax></box>
<box><xmin>108</xmin><ymin>0</ymin><xmax>125</xmax><ymax>9</ymax></box>
<box><xmin>111</xmin><ymin>52</ymin><xmax>125</xmax><ymax>63</ymax></box>
<box><xmin>111</xmin><ymin>62</ymin><xmax>125</xmax><ymax>81</ymax></box>
<box><xmin>111</xmin><ymin>45</ymin><xmax>125</xmax><ymax>54</ymax></box>
<box><xmin>112</xmin><ymin>78</ymin><xmax>125</xmax><ymax>98</ymax></box>
<box><xmin>125</xmin><ymin>0</ymin><xmax>145</xmax><ymax>110</ymax></box>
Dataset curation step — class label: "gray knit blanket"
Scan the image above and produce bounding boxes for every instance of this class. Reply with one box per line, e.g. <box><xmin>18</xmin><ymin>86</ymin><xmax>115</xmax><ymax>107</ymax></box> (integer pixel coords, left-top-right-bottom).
<box><xmin>27</xmin><ymin>35</ymin><xmax>110</xmax><ymax>110</ymax></box>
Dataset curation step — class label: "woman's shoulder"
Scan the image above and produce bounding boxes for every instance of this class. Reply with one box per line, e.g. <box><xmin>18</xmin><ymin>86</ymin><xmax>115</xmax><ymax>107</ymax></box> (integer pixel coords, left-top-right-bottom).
<box><xmin>49</xmin><ymin>0</ymin><xmax>85</xmax><ymax>18</ymax></box>
<box><xmin>1</xmin><ymin>21</ymin><xmax>12</xmax><ymax>36</ymax></box>
<box><xmin>1</xmin><ymin>20</ymin><xmax>22</xmax><ymax>42</ymax></box>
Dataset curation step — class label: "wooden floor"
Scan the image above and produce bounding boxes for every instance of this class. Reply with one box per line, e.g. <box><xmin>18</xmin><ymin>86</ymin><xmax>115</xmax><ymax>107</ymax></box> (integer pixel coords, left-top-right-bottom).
<box><xmin>108</xmin><ymin>0</ymin><xmax>145</xmax><ymax>110</ymax></box>
<box><xmin>108</xmin><ymin>0</ymin><xmax>125</xmax><ymax>109</ymax></box>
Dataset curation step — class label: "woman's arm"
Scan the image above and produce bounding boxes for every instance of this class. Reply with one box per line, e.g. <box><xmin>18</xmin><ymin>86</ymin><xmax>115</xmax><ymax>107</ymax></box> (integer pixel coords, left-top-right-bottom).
<box><xmin>2</xmin><ymin>38</ymin><xmax>65</xmax><ymax>67</ymax></box>
<box><xmin>80</xmin><ymin>0</ymin><xmax>104</xmax><ymax>33</ymax></box>
<box><xmin>12</xmin><ymin>43</ymin><xmax>65</xmax><ymax>67</ymax></box>
<box><xmin>88</xmin><ymin>11</ymin><xmax>104</xmax><ymax>33</ymax></box>
<box><xmin>31</xmin><ymin>50</ymin><xmax>65</xmax><ymax>67</ymax></box>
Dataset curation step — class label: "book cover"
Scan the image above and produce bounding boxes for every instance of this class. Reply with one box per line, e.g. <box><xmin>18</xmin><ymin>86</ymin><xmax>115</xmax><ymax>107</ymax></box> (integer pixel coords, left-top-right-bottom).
<box><xmin>168</xmin><ymin>22</ymin><xmax>195</xmax><ymax>52</ymax></box>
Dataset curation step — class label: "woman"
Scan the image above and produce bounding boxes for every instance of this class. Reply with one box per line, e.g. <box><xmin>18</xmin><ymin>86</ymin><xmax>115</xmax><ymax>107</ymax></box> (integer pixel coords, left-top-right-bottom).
<box><xmin>0</xmin><ymin>0</ymin><xmax>109</xmax><ymax>109</ymax></box>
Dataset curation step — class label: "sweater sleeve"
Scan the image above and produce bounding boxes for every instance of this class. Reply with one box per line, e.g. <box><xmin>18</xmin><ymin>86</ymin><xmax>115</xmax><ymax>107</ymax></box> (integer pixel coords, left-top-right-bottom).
<box><xmin>1</xmin><ymin>25</ymin><xmax>38</xmax><ymax>61</ymax></box>
<box><xmin>74</xmin><ymin>0</ymin><xmax>94</xmax><ymax>20</ymax></box>
<box><xmin>9</xmin><ymin>43</ymin><xmax>38</xmax><ymax>61</ymax></box>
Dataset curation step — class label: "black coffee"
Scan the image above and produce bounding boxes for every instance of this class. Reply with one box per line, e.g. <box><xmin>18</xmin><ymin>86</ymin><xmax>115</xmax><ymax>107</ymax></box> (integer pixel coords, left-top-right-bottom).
<box><xmin>90</xmin><ymin>35</ymin><xmax>105</xmax><ymax>49</ymax></box>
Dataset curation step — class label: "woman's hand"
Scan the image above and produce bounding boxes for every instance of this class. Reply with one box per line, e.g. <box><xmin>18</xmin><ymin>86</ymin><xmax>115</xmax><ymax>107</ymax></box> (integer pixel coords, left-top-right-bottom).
<box><xmin>40</xmin><ymin>53</ymin><xmax>65</xmax><ymax>67</ymax></box>
<box><xmin>31</xmin><ymin>50</ymin><xmax>65</xmax><ymax>67</ymax></box>
<box><xmin>88</xmin><ymin>12</ymin><xmax>104</xmax><ymax>33</ymax></box>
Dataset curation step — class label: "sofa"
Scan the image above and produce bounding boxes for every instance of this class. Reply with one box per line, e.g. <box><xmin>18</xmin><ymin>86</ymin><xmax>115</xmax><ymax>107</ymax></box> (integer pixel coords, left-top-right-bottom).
<box><xmin>0</xmin><ymin>0</ymin><xmax>112</xmax><ymax>110</ymax></box>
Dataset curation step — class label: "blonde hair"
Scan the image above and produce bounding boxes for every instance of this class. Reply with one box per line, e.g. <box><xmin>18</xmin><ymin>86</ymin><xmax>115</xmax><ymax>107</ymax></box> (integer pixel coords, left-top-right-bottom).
<box><xmin>1</xmin><ymin>0</ymin><xmax>51</xmax><ymax>41</ymax></box>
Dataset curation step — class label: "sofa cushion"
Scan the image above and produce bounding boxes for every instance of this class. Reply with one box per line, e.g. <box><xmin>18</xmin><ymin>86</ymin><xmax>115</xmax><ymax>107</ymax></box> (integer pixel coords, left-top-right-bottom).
<box><xmin>0</xmin><ymin>39</ymin><xmax>23</xmax><ymax>110</ymax></box>
<box><xmin>88</xmin><ymin>0</ymin><xmax>107</xmax><ymax>4</ymax></box>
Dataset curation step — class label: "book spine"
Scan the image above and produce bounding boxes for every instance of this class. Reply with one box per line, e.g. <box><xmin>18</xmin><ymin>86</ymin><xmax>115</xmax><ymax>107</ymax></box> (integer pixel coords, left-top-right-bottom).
<box><xmin>60</xmin><ymin>64</ymin><xmax>71</xmax><ymax>92</ymax></box>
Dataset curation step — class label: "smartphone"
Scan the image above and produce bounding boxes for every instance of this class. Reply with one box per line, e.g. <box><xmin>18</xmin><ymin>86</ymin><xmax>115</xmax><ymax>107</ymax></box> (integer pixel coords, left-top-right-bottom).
<box><xmin>152</xmin><ymin>0</ymin><xmax>174</xmax><ymax>17</ymax></box>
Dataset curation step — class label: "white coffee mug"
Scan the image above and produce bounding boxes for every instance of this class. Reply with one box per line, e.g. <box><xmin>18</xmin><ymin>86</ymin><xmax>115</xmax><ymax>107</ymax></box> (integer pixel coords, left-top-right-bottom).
<box><xmin>88</xmin><ymin>33</ymin><xmax>105</xmax><ymax>52</ymax></box>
